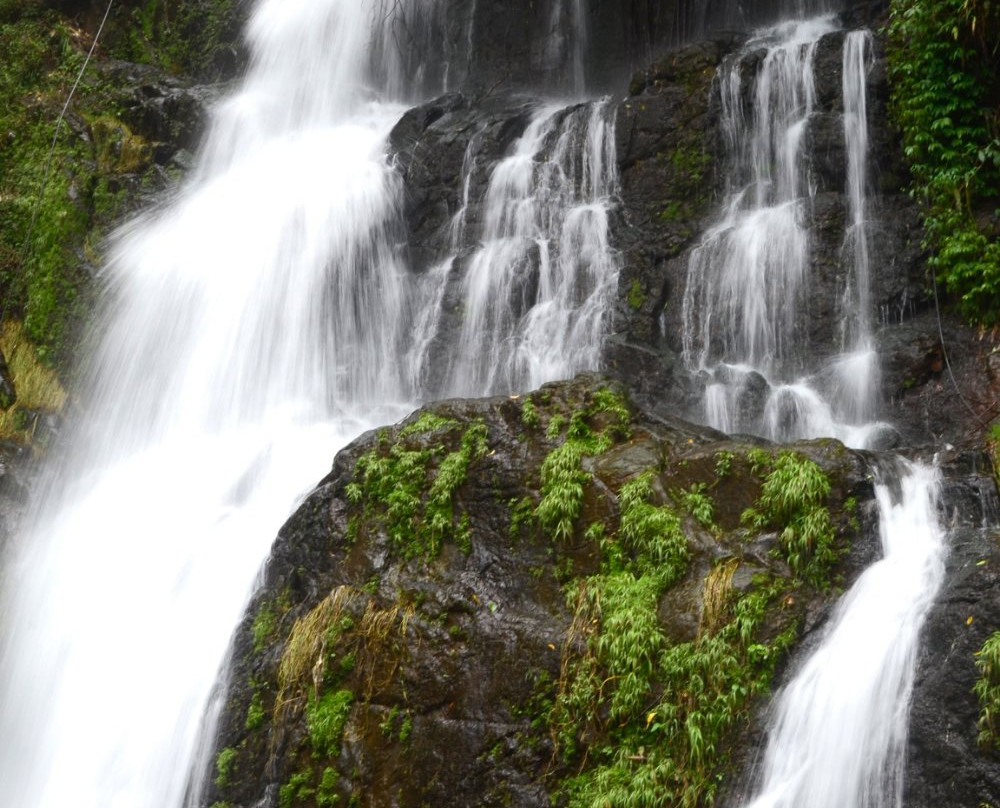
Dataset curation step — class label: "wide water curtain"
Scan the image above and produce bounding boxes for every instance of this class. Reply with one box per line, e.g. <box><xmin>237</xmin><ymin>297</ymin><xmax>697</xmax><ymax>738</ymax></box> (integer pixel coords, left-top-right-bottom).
<box><xmin>0</xmin><ymin>2</ymin><xmax>414</xmax><ymax>808</ymax></box>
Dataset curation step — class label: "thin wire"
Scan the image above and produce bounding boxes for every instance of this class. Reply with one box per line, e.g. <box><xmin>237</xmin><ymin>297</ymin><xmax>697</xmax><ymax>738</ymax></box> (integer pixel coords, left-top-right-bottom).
<box><xmin>930</xmin><ymin>265</ymin><xmax>992</xmax><ymax>429</ymax></box>
<box><xmin>6</xmin><ymin>0</ymin><xmax>116</xmax><ymax>327</ymax></box>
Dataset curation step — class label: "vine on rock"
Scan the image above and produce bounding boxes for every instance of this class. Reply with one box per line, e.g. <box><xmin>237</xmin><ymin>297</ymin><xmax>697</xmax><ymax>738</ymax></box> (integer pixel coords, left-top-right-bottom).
<box><xmin>888</xmin><ymin>0</ymin><xmax>1000</xmax><ymax>323</ymax></box>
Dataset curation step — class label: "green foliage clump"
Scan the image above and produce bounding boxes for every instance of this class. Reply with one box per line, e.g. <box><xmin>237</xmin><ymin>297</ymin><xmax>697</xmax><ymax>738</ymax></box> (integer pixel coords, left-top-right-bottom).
<box><xmin>251</xmin><ymin>603</ymin><xmax>277</xmax><ymax>653</ymax></box>
<box><xmin>535</xmin><ymin>387</ymin><xmax>632</xmax><ymax>542</ymax></box>
<box><xmin>677</xmin><ymin>482</ymin><xmax>716</xmax><ymax>529</ymax></box>
<box><xmin>627</xmin><ymin>278</ymin><xmax>647</xmax><ymax>310</ymax></box>
<box><xmin>521</xmin><ymin>397</ymin><xmax>540</xmax><ymax>428</ymax></box>
<box><xmin>214</xmin><ymin>746</ymin><xmax>238</xmax><ymax>789</ymax></box>
<box><xmin>306</xmin><ymin>689</ymin><xmax>354</xmax><ymax>758</ymax></box>
<box><xmin>974</xmin><ymin>630</ymin><xmax>1000</xmax><ymax>751</ymax></box>
<box><xmin>245</xmin><ymin>690</ymin><xmax>265</xmax><ymax>731</ymax></box>
<box><xmin>537</xmin><ymin>441</ymin><xmax>590</xmax><ymax>542</ymax></box>
<box><xmin>888</xmin><ymin>0</ymin><xmax>1000</xmax><ymax>323</ymax></box>
<box><xmin>279</xmin><ymin>770</ymin><xmax>315</xmax><ymax>808</ymax></box>
<box><xmin>0</xmin><ymin>14</ymin><xmax>94</xmax><ymax>365</ymax></box>
<box><xmin>615</xmin><ymin>471</ymin><xmax>689</xmax><ymax>581</ymax></box>
<box><xmin>103</xmin><ymin>0</ymin><xmax>242</xmax><ymax>81</ymax></box>
<box><xmin>349</xmin><ymin>419</ymin><xmax>488</xmax><ymax>559</ymax></box>
<box><xmin>742</xmin><ymin>451</ymin><xmax>836</xmax><ymax>587</ymax></box>
<box><xmin>317</xmin><ymin>767</ymin><xmax>341</xmax><ymax>807</ymax></box>
<box><xmin>554</xmin><ymin>557</ymin><xmax>795</xmax><ymax>808</ymax></box>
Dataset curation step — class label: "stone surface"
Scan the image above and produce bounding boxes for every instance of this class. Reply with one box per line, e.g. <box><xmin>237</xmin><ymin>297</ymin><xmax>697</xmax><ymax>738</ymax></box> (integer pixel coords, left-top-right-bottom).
<box><xmin>199</xmin><ymin>375</ymin><xmax>876</xmax><ymax>808</ymax></box>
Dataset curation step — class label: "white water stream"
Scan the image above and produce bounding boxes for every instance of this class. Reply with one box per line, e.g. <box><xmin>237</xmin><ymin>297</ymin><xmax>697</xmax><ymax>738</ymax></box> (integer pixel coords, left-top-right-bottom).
<box><xmin>682</xmin><ymin>18</ymin><xmax>888</xmax><ymax>448</ymax></box>
<box><xmin>741</xmin><ymin>461</ymin><xmax>946</xmax><ymax>808</ymax></box>
<box><xmin>0</xmin><ymin>1</ymin><xmax>617</xmax><ymax>806</ymax></box>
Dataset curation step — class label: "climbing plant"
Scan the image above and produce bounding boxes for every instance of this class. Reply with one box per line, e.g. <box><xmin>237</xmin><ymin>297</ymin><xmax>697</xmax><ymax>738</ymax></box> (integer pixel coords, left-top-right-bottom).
<box><xmin>888</xmin><ymin>0</ymin><xmax>1000</xmax><ymax>324</ymax></box>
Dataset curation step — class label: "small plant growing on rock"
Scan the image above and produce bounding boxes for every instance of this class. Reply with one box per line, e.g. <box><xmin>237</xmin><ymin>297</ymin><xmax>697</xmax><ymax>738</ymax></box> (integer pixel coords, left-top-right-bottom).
<box><xmin>975</xmin><ymin>630</ymin><xmax>1000</xmax><ymax>751</ymax></box>
<box><xmin>742</xmin><ymin>451</ymin><xmax>836</xmax><ymax>588</ymax></box>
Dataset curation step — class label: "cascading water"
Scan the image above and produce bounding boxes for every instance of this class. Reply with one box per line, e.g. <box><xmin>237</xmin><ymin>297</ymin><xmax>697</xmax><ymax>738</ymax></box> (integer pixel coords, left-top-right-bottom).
<box><xmin>430</xmin><ymin>100</ymin><xmax>619</xmax><ymax>397</ymax></box>
<box><xmin>739</xmin><ymin>461</ymin><xmax>946</xmax><ymax>808</ymax></box>
<box><xmin>681</xmin><ymin>16</ymin><xmax>887</xmax><ymax>448</ymax></box>
<box><xmin>0</xmin><ymin>1</ymin><xmax>617</xmax><ymax>806</ymax></box>
<box><xmin>675</xmin><ymin>14</ymin><xmax>954</xmax><ymax>806</ymax></box>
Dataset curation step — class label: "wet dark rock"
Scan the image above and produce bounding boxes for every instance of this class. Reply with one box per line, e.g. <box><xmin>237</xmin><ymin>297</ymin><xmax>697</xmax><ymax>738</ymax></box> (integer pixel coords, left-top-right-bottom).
<box><xmin>0</xmin><ymin>441</ymin><xmax>33</xmax><ymax>552</ymax></box>
<box><xmin>0</xmin><ymin>350</ymin><xmax>15</xmax><ymax>411</ymax></box>
<box><xmin>906</xmin><ymin>450</ymin><xmax>1000</xmax><ymax>808</ymax></box>
<box><xmin>201</xmin><ymin>375</ymin><xmax>875</xmax><ymax>808</ymax></box>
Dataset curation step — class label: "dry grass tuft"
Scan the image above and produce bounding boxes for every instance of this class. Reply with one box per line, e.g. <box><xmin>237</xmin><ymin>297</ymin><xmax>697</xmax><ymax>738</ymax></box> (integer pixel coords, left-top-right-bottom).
<box><xmin>0</xmin><ymin>320</ymin><xmax>67</xmax><ymax>444</ymax></box>
<box><xmin>698</xmin><ymin>558</ymin><xmax>740</xmax><ymax>637</ymax></box>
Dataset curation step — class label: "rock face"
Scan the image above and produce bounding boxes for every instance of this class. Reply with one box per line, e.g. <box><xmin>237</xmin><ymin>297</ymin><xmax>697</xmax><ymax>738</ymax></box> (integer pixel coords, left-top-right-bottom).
<box><xmin>196</xmin><ymin>4</ymin><xmax>1000</xmax><ymax>807</ymax></box>
<box><xmin>200</xmin><ymin>375</ymin><xmax>877</xmax><ymax>808</ymax></box>
<box><xmin>906</xmin><ymin>451</ymin><xmax>1000</xmax><ymax>808</ymax></box>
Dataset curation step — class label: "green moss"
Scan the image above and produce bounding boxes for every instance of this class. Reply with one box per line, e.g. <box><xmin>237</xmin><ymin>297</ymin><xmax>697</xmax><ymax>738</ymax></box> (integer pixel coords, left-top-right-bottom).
<box><xmin>214</xmin><ymin>746</ymin><xmax>238</xmax><ymax>789</ymax></box>
<box><xmin>627</xmin><ymin>277</ymin><xmax>647</xmax><ymax>310</ymax></box>
<box><xmin>306</xmin><ymin>689</ymin><xmax>353</xmax><ymax>759</ymax></box>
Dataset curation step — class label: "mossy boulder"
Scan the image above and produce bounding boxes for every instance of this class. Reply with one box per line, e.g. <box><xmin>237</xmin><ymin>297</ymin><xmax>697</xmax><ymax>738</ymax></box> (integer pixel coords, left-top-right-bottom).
<box><xmin>200</xmin><ymin>375</ymin><xmax>875</xmax><ymax>808</ymax></box>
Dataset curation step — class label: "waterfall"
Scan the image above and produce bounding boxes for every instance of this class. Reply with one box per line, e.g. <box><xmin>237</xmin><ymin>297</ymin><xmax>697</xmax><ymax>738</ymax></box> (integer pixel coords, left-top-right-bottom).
<box><xmin>434</xmin><ymin>100</ymin><xmax>619</xmax><ymax>397</ymax></box>
<box><xmin>740</xmin><ymin>461</ymin><xmax>946</xmax><ymax>808</ymax></box>
<box><xmin>0</xmin><ymin>1</ymin><xmax>617</xmax><ymax>806</ymax></box>
<box><xmin>681</xmin><ymin>17</ymin><xmax>887</xmax><ymax>448</ymax></box>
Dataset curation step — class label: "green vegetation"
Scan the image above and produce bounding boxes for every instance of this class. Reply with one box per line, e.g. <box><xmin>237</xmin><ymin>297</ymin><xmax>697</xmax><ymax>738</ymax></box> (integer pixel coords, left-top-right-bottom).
<box><xmin>0</xmin><ymin>11</ymin><xmax>97</xmax><ymax>366</ymax></box>
<box><xmin>888</xmin><ymin>0</ymin><xmax>1000</xmax><ymax>324</ymax></box>
<box><xmin>535</xmin><ymin>387</ymin><xmax>632</xmax><ymax>543</ymax></box>
<box><xmin>627</xmin><ymin>278</ymin><xmax>647</xmax><ymax>310</ymax></box>
<box><xmin>348</xmin><ymin>419</ymin><xmax>489</xmax><ymax>559</ymax></box>
<box><xmin>549</xmin><ymin>456</ymin><xmax>799</xmax><ymax>808</ymax></box>
<box><xmin>279</xmin><ymin>770</ymin><xmax>315</xmax><ymax>808</ymax></box>
<box><xmin>520</xmin><ymin>397</ymin><xmax>540</xmax><ymax>428</ymax></box>
<box><xmin>101</xmin><ymin>0</ymin><xmax>242</xmax><ymax>80</ymax></box>
<box><xmin>251</xmin><ymin>602</ymin><xmax>278</xmax><ymax>653</ymax></box>
<box><xmin>306</xmin><ymin>689</ymin><xmax>353</xmax><ymax>758</ymax></box>
<box><xmin>742</xmin><ymin>451</ymin><xmax>837</xmax><ymax>588</ymax></box>
<box><xmin>245</xmin><ymin>690</ymin><xmax>265</xmax><ymax>731</ymax></box>
<box><xmin>214</xmin><ymin>746</ymin><xmax>238</xmax><ymax>789</ymax></box>
<box><xmin>974</xmin><ymin>630</ymin><xmax>1000</xmax><ymax>751</ymax></box>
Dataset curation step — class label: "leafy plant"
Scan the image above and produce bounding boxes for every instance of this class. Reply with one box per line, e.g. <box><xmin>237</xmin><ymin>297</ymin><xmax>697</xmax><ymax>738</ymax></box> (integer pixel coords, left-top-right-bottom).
<box><xmin>888</xmin><ymin>0</ymin><xmax>1000</xmax><ymax>323</ymax></box>
<box><xmin>975</xmin><ymin>630</ymin><xmax>1000</xmax><ymax>751</ymax></box>
<box><xmin>742</xmin><ymin>451</ymin><xmax>837</xmax><ymax>587</ymax></box>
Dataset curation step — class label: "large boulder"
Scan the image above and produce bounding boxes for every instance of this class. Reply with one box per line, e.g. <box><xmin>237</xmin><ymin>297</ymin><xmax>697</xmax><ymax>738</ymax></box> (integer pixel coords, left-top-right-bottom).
<box><xmin>199</xmin><ymin>374</ymin><xmax>876</xmax><ymax>808</ymax></box>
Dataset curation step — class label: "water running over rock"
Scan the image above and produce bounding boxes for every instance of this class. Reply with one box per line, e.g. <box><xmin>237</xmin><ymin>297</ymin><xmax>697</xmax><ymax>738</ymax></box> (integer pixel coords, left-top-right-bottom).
<box><xmin>682</xmin><ymin>17</ymin><xmax>889</xmax><ymax>448</ymax></box>
<box><xmin>0</xmin><ymin>1</ymin><xmax>616</xmax><ymax>806</ymax></box>
<box><xmin>740</xmin><ymin>460</ymin><xmax>946</xmax><ymax>808</ymax></box>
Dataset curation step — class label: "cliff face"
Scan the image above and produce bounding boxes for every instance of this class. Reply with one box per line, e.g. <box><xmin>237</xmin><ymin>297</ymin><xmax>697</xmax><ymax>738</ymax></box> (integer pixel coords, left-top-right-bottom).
<box><xmin>201</xmin><ymin>374</ymin><xmax>879</xmax><ymax>808</ymax></box>
<box><xmin>1</xmin><ymin>0</ymin><xmax>999</xmax><ymax>806</ymax></box>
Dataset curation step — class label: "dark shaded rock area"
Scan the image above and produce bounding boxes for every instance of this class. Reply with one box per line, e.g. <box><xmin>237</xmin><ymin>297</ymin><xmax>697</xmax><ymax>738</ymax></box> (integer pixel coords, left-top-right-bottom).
<box><xmin>905</xmin><ymin>450</ymin><xmax>1000</xmax><ymax>808</ymax></box>
<box><xmin>0</xmin><ymin>442</ymin><xmax>34</xmax><ymax>555</ymax></box>
<box><xmin>200</xmin><ymin>375</ymin><xmax>877</xmax><ymax>808</ymax></box>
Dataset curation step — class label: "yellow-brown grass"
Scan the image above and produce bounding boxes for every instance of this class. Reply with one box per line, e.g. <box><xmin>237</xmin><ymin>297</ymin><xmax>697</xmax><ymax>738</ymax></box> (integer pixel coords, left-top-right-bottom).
<box><xmin>0</xmin><ymin>320</ymin><xmax>67</xmax><ymax>444</ymax></box>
